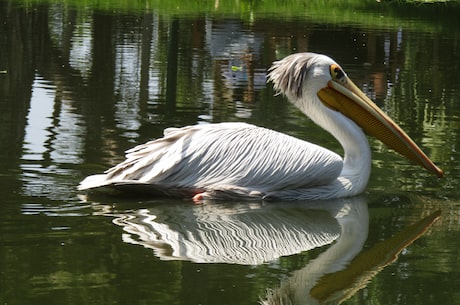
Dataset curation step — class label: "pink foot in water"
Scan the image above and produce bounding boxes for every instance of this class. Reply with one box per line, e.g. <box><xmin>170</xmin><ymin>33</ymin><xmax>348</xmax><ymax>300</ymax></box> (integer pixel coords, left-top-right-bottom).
<box><xmin>192</xmin><ymin>192</ymin><xmax>205</xmax><ymax>203</ymax></box>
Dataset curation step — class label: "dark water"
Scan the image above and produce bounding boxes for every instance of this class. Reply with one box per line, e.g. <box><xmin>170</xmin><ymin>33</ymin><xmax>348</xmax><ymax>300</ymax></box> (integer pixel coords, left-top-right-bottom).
<box><xmin>1</xmin><ymin>1</ymin><xmax>460</xmax><ymax>304</ymax></box>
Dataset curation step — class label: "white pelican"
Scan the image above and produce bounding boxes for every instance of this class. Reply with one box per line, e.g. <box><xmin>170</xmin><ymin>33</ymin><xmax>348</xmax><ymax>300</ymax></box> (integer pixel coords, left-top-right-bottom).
<box><xmin>78</xmin><ymin>52</ymin><xmax>443</xmax><ymax>201</ymax></box>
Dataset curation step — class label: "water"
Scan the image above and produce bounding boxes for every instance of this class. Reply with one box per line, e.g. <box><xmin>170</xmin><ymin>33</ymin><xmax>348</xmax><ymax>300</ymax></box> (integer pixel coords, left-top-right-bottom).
<box><xmin>1</xmin><ymin>1</ymin><xmax>460</xmax><ymax>304</ymax></box>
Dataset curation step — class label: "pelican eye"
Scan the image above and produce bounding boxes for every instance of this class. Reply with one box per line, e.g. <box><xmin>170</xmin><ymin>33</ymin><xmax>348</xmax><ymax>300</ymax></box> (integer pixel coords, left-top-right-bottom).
<box><xmin>330</xmin><ymin>64</ymin><xmax>347</xmax><ymax>85</ymax></box>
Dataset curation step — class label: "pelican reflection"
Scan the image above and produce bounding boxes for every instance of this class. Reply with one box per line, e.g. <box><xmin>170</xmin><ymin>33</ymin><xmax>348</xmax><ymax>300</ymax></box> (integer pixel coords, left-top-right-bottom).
<box><xmin>92</xmin><ymin>196</ymin><xmax>440</xmax><ymax>304</ymax></box>
<box><xmin>103</xmin><ymin>197</ymin><xmax>368</xmax><ymax>265</ymax></box>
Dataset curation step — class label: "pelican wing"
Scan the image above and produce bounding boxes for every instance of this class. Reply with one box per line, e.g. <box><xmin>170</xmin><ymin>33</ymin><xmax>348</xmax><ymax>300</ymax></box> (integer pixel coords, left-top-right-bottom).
<box><xmin>78</xmin><ymin>123</ymin><xmax>343</xmax><ymax>199</ymax></box>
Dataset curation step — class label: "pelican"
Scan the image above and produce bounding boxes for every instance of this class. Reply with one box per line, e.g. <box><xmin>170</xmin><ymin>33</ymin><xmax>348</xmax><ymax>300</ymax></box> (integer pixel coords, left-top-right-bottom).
<box><xmin>78</xmin><ymin>52</ymin><xmax>443</xmax><ymax>201</ymax></box>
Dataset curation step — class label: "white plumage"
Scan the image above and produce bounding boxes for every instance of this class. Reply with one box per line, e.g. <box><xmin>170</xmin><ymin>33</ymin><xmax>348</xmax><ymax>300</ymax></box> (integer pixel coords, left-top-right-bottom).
<box><xmin>78</xmin><ymin>52</ymin><xmax>442</xmax><ymax>200</ymax></box>
<box><xmin>79</xmin><ymin>123</ymin><xmax>344</xmax><ymax>200</ymax></box>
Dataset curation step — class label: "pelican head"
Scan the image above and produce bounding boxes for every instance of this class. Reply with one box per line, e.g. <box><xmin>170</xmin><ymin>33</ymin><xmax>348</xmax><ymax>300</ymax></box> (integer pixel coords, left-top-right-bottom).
<box><xmin>268</xmin><ymin>52</ymin><xmax>443</xmax><ymax>178</ymax></box>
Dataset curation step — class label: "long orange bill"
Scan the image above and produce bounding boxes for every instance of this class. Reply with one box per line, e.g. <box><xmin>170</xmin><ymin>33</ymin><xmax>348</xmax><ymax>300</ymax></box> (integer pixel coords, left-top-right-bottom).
<box><xmin>317</xmin><ymin>78</ymin><xmax>443</xmax><ymax>178</ymax></box>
